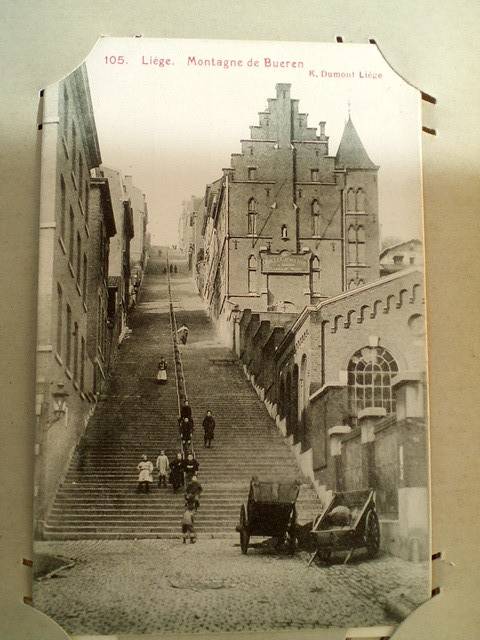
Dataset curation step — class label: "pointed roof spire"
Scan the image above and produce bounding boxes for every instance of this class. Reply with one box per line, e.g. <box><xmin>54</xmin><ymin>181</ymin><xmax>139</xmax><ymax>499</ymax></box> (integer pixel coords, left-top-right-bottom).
<box><xmin>335</xmin><ymin>116</ymin><xmax>377</xmax><ymax>170</ymax></box>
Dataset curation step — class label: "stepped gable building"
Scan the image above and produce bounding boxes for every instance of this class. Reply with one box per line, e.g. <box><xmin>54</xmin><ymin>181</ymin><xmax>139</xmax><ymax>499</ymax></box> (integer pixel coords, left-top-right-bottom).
<box><xmin>35</xmin><ymin>64</ymin><xmax>103</xmax><ymax>534</ymax></box>
<box><xmin>238</xmin><ymin>267</ymin><xmax>428</xmax><ymax>560</ymax></box>
<box><xmin>202</xmin><ymin>83</ymin><xmax>380</xmax><ymax>337</ymax></box>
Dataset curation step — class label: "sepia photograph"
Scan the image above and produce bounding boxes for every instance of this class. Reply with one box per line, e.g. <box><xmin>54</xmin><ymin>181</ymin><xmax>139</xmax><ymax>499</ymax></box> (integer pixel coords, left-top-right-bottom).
<box><xmin>32</xmin><ymin>37</ymin><xmax>430</xmax><ymax>636</ymax></box>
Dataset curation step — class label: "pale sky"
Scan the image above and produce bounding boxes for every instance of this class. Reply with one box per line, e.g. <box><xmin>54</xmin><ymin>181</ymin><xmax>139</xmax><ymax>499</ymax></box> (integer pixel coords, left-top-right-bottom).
<box><xmin>84</xmin><ymin>37</ymin><xmax>424</xmax><ymax>246</ymax></box>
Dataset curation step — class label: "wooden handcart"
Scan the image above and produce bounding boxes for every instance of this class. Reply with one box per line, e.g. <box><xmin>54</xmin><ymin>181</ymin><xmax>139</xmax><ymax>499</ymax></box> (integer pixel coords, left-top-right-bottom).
<box><xmin>236</xmin><ymin>477</ymin><xmax>301</xmax><ymax>555</ymax></box>
<box><xmin>308</xmin><ymin>489</ymin><xmax>380</xmax><ymax>566</ymax></box>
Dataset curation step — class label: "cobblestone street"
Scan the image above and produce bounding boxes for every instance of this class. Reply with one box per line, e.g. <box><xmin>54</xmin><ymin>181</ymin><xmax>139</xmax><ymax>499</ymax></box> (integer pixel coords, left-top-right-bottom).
<box><xmin>33</xmin><ymin>539</ymin><xmax>429</xmax><ymax>635</ymax></box>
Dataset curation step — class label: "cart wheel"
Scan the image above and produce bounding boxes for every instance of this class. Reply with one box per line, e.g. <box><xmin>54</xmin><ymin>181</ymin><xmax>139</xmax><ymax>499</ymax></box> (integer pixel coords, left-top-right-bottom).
<box><xmin>239</xmin><ymin>505</ymin><xmax>250</xmax><ymax>554</ymax></box>
<box><xmin>318</xmin><ymin>549</ymin><xmax>332</xmax><ymax>564</ymax></box>
<box><xmin>365</xmin><ymin>510</ymin><xmax>380</xmax><ymax>558</ymax></box>
<box><xmin>285</xmin><ymin>506</ymin><xmax>297</xmax><ymax>555</ymax></box>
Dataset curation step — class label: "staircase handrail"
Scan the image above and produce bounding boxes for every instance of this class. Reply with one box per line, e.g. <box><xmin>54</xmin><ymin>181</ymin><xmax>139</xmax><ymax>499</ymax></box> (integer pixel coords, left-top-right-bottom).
<box><xmin>166</xmin><ymin>253</ymin><xmax>195</xmax><ymax>466</ymax></box>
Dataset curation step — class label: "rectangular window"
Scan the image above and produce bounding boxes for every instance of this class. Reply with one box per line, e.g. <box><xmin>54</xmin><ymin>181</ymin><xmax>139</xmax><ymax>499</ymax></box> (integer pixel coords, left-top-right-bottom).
<box><xmin>63</xmin><ymin>86</ymin><xmax>69</xmax><ymax>139</ymax></box>
<box><xmin>85</xmin><ymin>180</ymin><xmax>89</xmax><ymax>224</ymax></box>
<box><xmin>76</xmin><ymin>232</ymin><xmax>81</xmax><ymax>285</ymax></box>
<box><xmin>82</xmin><ymin>254</ymin><xmax>88</xmax><ymax>305</ymax></box>
<box><xmin>56</xmin><ymin>284</ymin><xmax>63</xmax><ymax>357</ymax></box>
<box><xmin>69</xmin><ymin>207</ymin><xmax>74</xmax><ymax>265</ymax></box>
<box><xmin>73</xmin><ymin>322</ymin><xmax>79</xmax><ymax>380</ymax></box>
<box><xmin>108</xmin><ymin>287</ymin><xmax>116</xmax><ymax>319</ymax></box>
<box><xmin>78</xmin><ymin>156</ymin><xmax>84</xmax><ymax>202</ymax></box>
<box><xmin>311</xmin><ymin>169</ymin><xmax>319</xmax><ymax>182</ymax></box>
<box><xmin>66</xmin><ymin>304</ymin><xmax>72</xmax><ymax>369</ymax></box>
<box><xmin>248</xmin><ymin>167</ymin><xmax>257</xmax><ymax>180</ymax></box>
<box><xmin>72</xmin><ymin>122</ymin><xmax>77</xmax><ymax>174</ymax></box>
<box><xmin>97</xmin><ymin>295</ymin><xmax>102</xmax><ymax>349</ymax></box>
<box><xmin>80</xmin><ymin>336</ymin><xmax>85</xmax><ymax>391</ymax></box>
<box><xmin>247</xmin><ymin>213</ymin><xmax>256</xmax><ymax>235</ymax></box>
<box><xmin>60</xmin><ymin>175</ymin><xmax>66</xmax><ymax>241</ymax></box>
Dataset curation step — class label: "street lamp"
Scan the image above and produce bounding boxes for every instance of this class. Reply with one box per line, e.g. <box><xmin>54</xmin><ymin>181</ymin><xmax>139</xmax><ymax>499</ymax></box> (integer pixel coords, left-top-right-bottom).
<box><xmin>51</xmin><ymin>383</ymin><xmax>69</xmax><ymax>422</ymax></box>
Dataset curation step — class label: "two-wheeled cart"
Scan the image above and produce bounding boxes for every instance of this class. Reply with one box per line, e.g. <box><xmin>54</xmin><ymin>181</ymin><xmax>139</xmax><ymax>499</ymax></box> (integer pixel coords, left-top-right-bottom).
<box><xmin>308</xmin><ymin>489</ymin><xmax>380</xmax><ymax>566</ymax></box>
<box><xmin>236</xmin><ymin>477</ymin><xmax>300</xmax><ymax>555</ymax></box>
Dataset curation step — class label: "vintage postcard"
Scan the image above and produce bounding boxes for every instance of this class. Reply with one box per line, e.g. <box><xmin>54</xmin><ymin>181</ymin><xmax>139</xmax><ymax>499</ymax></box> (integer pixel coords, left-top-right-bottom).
<box><xmin>33</xmin><ymin>36</ymin><xmax>430</xmax><ymax>637</ymax></box>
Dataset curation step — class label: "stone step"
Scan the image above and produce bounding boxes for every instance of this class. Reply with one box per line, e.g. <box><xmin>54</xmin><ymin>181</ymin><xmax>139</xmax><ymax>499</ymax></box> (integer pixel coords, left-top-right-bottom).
<box><xmin>42</xmin><ymin>532</ymin><xmax>239</xmax><ymax>540</ymax></box>
<box><xmin>44</xmin><ymin>269</ymin><xmax>322</xmax><ymax>539</ymax></box>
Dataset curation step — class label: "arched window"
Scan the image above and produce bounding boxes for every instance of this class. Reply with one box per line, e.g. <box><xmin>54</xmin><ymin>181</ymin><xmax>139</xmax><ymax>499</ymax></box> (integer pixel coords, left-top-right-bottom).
<box><xmin>311</xmin><ymin>200</ymin><xmax>321</xmax><ymax>236</ymax></box>
<box><xmin>281</xmin><ymin>224</ymin><xmax>288</xmax><ymax>239</ymax></box>
<box><xmin>248</xmin><ymin>255</ymin><xmax>257</xmax><ymax>293</ymax></box>
<box><xmin>310</xmin><ymin>256</ymin><xmax>320</xmax><ymax>294</ymax></box>
<box><xmin>347</xmin><ymin>225</ymin><xmax>366</xmax><ymax>264</ymax></box>
<box><xmin>356</xmin><ymin>188</ymin><xmax>366</xmax><ymax>212</ymax></box>
<box><xmin>346</xmin><ymin>188</ymin><xmax>355</xmax><ymax>211</ymax></box>
<box><xmin>348</xmin><ymin>279</ymin><xmax>356</xmax><ymax>290</ymax></box>
<box><xmin>347</xmin><ymin>346</ymin><xmax>399</xmax><ymax>416</ymax></box>
<box><xmin>347</xmin><ymin>225</ymin><xmax>357</xmax><ymax>263</ymax></box>
<box><xmin>357</xmin><ymin>226</ymin><xmax>366</xmax><ymax>263</ymax></box>
<box><xmin>247</xmin><ymin>198</ymin><xmax>257</xmax><ymax>235</ymax></box>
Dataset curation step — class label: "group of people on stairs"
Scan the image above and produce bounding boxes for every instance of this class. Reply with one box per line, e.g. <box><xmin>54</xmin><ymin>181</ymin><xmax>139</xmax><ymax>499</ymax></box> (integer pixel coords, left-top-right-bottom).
<box><xmin>135</xmin><ymin>398</ymin><xmax>216</xmax><ymax>543</ymax></box>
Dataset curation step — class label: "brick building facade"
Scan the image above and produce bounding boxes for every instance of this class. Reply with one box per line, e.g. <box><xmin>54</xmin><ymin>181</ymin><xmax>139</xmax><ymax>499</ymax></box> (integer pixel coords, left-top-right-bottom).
<box><xmin>35</xmin><ymin>65</ymin><xmax>148</xmax><ymax>536</ymax></box>
<box><xmin>97</xmin><ymin>166</ymin><xmax>135</xmax><ymax>348</ymax></box>
<box><xmin>202</xmin><ymin>83</ymin><xmax>380</xmax><ymax>340</ymax></box>
<box><xmin>237</xmin><ymin>268</ymin><xmax>428</xmax><ymax>560</ymax></box>
<box><xmin>35</xmin><ymin>64</ymin><xmax>102</xmax><ymax>534</ymax></box>
<box><xmin>86</xmin><ymin>177</ymin><xmax>116</xmax><ymax>394</ymax></box>
<box><xmin>124</xmin><ymin>175</ymin><xmax>148</xmax><ymax>286</ymax></box>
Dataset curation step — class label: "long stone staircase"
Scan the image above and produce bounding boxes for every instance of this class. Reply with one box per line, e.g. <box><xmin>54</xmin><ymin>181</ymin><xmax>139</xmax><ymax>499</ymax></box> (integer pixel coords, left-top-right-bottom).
<box><xmin>43</xmin><ymin>254</ymin><xmax>320</xmax><ymax>540</ymax></box>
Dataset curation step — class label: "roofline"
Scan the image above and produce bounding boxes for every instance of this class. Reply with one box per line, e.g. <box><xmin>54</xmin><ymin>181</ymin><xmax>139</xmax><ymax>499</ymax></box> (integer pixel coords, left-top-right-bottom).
<box><xmin>379</xmin><ymin>238</ymin><xmax>423</xmax><ymax>259</ymax></box>
<box><xmin>276</xmin><ymin>267</ymin><xmax>424</xmax><ymax>356</ymax></box>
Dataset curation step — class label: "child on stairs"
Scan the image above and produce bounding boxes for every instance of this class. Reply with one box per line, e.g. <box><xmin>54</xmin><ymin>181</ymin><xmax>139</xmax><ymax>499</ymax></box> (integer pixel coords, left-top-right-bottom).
<box><xmin>181</xmin><ymin>506</ymin><xmax>196</xmax><ymax>544</ymax></box>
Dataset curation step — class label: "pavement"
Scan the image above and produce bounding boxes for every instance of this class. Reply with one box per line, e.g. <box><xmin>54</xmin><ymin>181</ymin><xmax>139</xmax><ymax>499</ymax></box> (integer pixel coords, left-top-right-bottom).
<box><xmin>33</xmin><ymin>539</ymin><xmax>430</xmax><ymax>635</ymax></box>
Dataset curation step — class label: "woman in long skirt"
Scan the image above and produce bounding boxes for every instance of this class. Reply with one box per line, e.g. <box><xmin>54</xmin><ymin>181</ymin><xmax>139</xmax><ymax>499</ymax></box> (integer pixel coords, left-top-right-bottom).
<box><xmin>169</xmin><ymin>452</ymin><xmax>185</xmax><ymax>493</ymax></box>
<box><xmin>156</xmin><ymin>357</ymin><xmax>168</xmax><ymax>385</ymax></box>
<box><xmin>136</xmin><ymin>455</ymin><xmax>154</xmax><ymax>493</ymax></box>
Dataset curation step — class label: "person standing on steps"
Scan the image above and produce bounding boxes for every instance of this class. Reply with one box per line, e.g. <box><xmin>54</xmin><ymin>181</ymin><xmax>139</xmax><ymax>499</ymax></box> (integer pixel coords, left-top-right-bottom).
<box><xmin>180</xmin><ymin>400</ymin><xmax>193</xmax><ymax>421</ymax></box>
<box><xmin>156</xmin><ymin>450</ymin><xmax>170</xmax><ymax>487</ymax></box>
<box><xmin>156</xmin><ymin>357</ymin><xmax>168</xmax><ymax>385</ymax></box>
<box><xmin>136</xmin><ymin>455</ymin><xmax>154</xmax><ymax>493</ymax></box>
<box><xmin>185</xmin><ymin>474</ymin><xmax>203</xmax><ymax>511</ymax></box>
<box><xmin>169</xmin><ymin>452</ymin><xmax>184</xmax><ymax>493</ymax></box>
<box><xmin>181</xmin><ymin>505</ymin><xmax>196</xmax><ymax>544</ymax></box>
<box><xmin>177</xmin><ymin>324</ymin><xmax>189</xmax><ymax>345</ymax></box>
<box><xmin>183</xmin><ymin>452</ymin><xmax>199</xmax><ymax>483</ymax></box>
<box><xmin>202</xmin><ymin>410</ymin><xmax>215</xmax><ymax>448</ymax></box>
<box><xmin>179</xmin><ymin>417</ymin><xmax>193</xmax><ymax>451</ymax></box>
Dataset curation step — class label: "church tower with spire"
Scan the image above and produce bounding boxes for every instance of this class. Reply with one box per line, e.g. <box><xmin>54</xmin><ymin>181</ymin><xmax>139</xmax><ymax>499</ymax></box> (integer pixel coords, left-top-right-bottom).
<box><xmin>335</xmin><ymin>114</ymin><xmax>380</xmax><ymax>290</ymax></box>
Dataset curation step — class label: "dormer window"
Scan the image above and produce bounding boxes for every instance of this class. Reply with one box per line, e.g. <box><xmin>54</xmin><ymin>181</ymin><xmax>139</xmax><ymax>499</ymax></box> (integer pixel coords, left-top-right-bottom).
<box><xmin>248</xmin><ymin>167</ymin><xmax>257</xmax><ymax>180</ymax></box>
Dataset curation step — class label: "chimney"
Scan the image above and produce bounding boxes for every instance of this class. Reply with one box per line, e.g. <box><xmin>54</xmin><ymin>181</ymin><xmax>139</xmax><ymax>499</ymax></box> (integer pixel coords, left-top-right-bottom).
<box><xmin>319</xmin><ymin>121</ymin><xmax>327</xmax><ymax>139</ymax></box>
